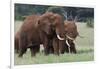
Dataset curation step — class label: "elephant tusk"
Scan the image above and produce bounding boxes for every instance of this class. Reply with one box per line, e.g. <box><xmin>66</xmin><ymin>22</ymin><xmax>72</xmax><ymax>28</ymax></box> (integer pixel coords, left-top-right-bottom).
<box><xmin>57</xmin><ymin>35</ymin><xmax>65</xmax><ymax>40</ymax></box>
<box><xmin>66</xmin><ymin>40</ymin><xmax>71</xmax><ymax>53</ymax></box>
<box><xmin>66</xmin><ymin>35</ymin><xmax>75</xmax><ymax>41</ymax></box>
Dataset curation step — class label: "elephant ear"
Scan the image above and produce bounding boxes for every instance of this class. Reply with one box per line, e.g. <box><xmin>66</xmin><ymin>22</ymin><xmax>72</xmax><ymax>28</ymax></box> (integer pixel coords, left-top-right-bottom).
<box><xmin>51</xmin><ymin>14</ymin><xmax>65</xmax><ymax>40</ymax></box>
<box><xmin>34</xmin><ymin>17</ymin><xmax>41</xmax><ymax>27</ymax></box>
<box><xmin>36</xmin><ymin>16</ymin><xmax>42</xmax><ymax>25</ymax></box>
<box><xmin>36</xmin><ymin>16</ymin><xmax>40</xmax><ymax>23</ymax></box>
<box><xmin>36</xmin><ymin>15</ymin><xmax>45</xmax><ymax>25</ymax></box>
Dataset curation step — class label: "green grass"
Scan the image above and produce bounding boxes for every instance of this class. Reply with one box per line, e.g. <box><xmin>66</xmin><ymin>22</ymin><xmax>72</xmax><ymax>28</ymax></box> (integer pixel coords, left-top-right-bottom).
<box><xmin>14</xmin><ymin>21</ymin><xmax>94</xmax><ymax>65</ymax></box>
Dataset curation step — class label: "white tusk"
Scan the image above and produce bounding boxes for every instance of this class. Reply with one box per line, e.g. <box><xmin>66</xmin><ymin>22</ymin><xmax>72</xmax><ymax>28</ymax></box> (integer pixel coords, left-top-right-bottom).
<box><xmin>66</xmin><ymin>35</ymin><xmax>75</xmax><ymax>41</ymax></box>
<box><xmin>66</xmin><ymin>40</ymin><xmax>70</xmax><ymax>47</ymax></box>
<box><xmin>57</xmin><ymin>35</ymin><xmax>64</xmax><ymax>40</ymax></box>
<box><xmin>66</xmin><ymin>40</ymin><xmax>71</xmax><ymax>53</ymax></box>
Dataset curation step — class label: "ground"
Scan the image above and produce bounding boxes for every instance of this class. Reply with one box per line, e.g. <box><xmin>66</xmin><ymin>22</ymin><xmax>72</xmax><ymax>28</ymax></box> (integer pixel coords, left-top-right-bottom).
<box><xmin>14</xmin><ymin>21</ymin><xmax>94</xmax><ymax>65</ymax></box>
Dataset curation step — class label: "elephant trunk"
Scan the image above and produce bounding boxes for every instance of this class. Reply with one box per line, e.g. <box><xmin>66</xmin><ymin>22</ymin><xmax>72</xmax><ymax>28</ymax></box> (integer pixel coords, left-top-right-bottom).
<box><xmin>56</xmin><ymin>26</ymin><xmax>65</xmax><ymax>41</ymax></box>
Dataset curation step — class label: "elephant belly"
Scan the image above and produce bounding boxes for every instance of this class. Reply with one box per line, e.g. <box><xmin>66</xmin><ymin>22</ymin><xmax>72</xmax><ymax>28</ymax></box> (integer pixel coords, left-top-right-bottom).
<box><xmin>27</xmin><ymin>31</ymin><xmax>41</xmax><ymax>47</ymax></box>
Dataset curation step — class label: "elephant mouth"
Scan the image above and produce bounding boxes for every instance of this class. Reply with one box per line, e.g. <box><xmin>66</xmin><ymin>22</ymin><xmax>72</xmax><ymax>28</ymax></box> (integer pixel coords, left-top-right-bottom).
<box><xmin>66</xmin><ymin>35</ymin><xmax>75</xmax><ymax>41</ymax></box>
<box><xmin>57</xmin><ymin>35</ymin><xmax>65</xmax><ymax>40</ymax></box>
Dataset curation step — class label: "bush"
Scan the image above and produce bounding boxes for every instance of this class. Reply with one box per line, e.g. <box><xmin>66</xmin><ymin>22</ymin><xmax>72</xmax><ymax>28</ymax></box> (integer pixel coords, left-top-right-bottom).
<box><xmin>86</xmin><ymin>18</ymin><xmax>94</xmax><ymax>28</ymax></box>
<box><xmin>15</xmin><ymin>14</ymin><xmax>25</xmax><ymax>21</ymax></box>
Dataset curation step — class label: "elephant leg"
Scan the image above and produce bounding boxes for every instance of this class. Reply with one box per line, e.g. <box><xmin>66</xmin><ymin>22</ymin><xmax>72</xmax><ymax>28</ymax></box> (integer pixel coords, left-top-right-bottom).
<box><xmin>44</xmin><ymin>45</ymin><xmax>49</xmax><ymax>55</ymax></box>
<box><xmin>49</xmin><ymin>46</ymin><xmax>54</xmax><ymax>54</ymax></box>
<box><xmin>19</xmin><ymin>48</ymin><xmax>27</xmax><ymax>57</ymax></box>
<box><xmin>53</xmin><ymin>37</ymin><xmax>59</xmax><ymax>56</ymax></box>
<box><xmin>70</xmin><ymin>41</ymin><xmax>77</xmax><ymax>54</ymax></box>
<box><xmin>64</xmin><ymin>43</ymin><xmax>69</xmax><ymax>53</ymax></box>
<box><xmin>18</xmin><ymin>32</ymin><xmax>28</xmax><ymax>57</ymax></box>
<box><xmin>35</xmin><ymin>45</ymin><xmax>40</xmax><ymax>53</ymax></box>
<box><xmin>43</xmin><ymin>37</ymin><xmax>49</xmax><ymax>55</ymax></box>
<box><xmin>30</xmin><ymin>46</ymin><xmax>36</xmax><ymax>57</ymax></box>
<box><xmin>65</xmin><ymin>40</ymin><xmax>76</xmax><ymax>54</ymax></box>
<box><xmin>15</xmin><ymin>37</ymin><xmax>19</xmax><ymax>53</ymax></box>
<box><xmin>59</xmin><ymin>40</ymin><xmax>65</xmax><ymax>54</ymax></box>
<box><xmin>48</xmin><ymin>40</ymin><xmax>54</xmax><ymax>54</ymax></box>
<box><xmin>30</xmin><ymin>45</ymin><xmax>40</xmax><ymax>57</ymax></box>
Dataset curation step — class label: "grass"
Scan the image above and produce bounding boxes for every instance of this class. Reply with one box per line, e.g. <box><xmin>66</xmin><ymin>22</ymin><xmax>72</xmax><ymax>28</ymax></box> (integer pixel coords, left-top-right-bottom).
<box><xmin>14</xmin><ymin>21</ymin><xmax>94</xmax><ymax>65</ymax></box>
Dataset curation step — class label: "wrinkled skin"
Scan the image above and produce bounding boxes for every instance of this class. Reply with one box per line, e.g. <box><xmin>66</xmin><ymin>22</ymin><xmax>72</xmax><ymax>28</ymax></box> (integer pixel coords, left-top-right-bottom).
<box><xmin>18</xmin><ymin>12</ymin><xmax>65</xmax><ymax>57</ymax></box>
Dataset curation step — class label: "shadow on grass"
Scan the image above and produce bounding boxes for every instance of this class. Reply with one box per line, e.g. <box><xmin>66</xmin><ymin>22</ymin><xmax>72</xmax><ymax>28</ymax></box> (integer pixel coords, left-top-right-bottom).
<box><xmin>77</xmin><ymin>49</ymin><xmax>94</xmax><ymax>54</ymax></box>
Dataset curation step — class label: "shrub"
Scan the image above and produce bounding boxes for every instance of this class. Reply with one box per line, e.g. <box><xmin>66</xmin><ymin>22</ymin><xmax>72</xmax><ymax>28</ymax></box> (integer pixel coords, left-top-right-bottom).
<box><xmin>15</xmin><ymin>14</ymin><xmax>25</xmax><ymax>21</ymax></box>
<box><xmin>86</xmin><ymin>18</ymin><xmax>94</xmax><ymax>28</ymax></box>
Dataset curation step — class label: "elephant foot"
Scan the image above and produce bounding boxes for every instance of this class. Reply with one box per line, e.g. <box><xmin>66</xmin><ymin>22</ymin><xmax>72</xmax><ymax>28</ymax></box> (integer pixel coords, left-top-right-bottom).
<box><xmin>31</xmin><ymin>50</ymin><xmax>36</xmax><ymax>57</ymax></box>
<box><xmin>18</xmin><ymin>49</ymin><xmax>26</xmax><ymax>58</ymax></box>
<box><xmin>71</xmin><ymin>47</ymin><xmax>77</xmax><ymax>54</ymax></box>
<box><xmin>44</xmin><ymin>47</ymin><xmax>50</xmax><ymax>56</ymax></box>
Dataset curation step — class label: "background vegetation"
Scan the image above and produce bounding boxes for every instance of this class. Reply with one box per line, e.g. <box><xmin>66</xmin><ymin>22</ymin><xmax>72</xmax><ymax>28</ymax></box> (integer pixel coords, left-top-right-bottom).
<box><xmin>15</xmin><ymin>4</ymin><xmax>94</xmax><ymax>28</ymax></box>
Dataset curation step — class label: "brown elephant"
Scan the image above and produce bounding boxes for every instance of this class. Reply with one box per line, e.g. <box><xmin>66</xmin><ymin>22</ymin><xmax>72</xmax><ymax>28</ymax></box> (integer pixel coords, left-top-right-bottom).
<box><xmin>28</xmin><ymin>17</ymin><xmax>79</xmax><ymax>55</ymax></box>
<box><xmin>18</xmin><ymin>12</ymin><xmax>65</xmax><ymax>57</ymax></box>
<box><xmin>51</xmin><ymin>19</ymin><xmax>79</xmax><ymax>54</ymax></box>
<box><xmin>14</xmin><ymin>31</ymin><xmax>40</xmax><ymax>56</ymax></box>
<box><xmin>64</xmin><ymin>20</ymin><xmax>79</xmax><ymax>53</ymax></box>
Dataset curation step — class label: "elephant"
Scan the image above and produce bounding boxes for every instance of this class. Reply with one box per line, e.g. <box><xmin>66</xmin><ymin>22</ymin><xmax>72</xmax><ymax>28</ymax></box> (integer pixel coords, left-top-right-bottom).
<box><xmin>64</xmin><ymin>20</ymin><xmax>79</xmax><ymax>53</ymax></box>
<box><xmin>17</xmin><ymin>12</ymin><xmax>65</xmax><ymax>57</ymax></box>
<box><xmin>50</xmin><ymin>19</ymin><xmax>79</xmax><ymax>54</ymax></box>
<box><xmin>14</xmin><ymin>31</ymin><xmax>40</xmax><ymax>56</ymax></box>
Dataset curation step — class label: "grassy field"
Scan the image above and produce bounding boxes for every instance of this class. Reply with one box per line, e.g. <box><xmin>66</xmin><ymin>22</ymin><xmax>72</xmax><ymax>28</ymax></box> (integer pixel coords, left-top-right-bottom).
<box><xmin>14</xmin><ymin>21</ymin><xmax>94</xmax><ymax>65</ymax></box>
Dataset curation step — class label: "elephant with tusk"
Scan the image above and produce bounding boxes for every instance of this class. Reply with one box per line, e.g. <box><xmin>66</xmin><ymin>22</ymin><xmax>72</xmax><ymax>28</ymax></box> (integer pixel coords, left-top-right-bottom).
<box><xmin>64</xmin><ymin>20</ymin><xmax>79</xmax><ymax>54</ymax></box>
<box><xmin>51</xmin><ymin>19</ymin><xmax>79</xmax><ymax>54</ymax></box>
<box><xmin>15</xmin><ymin>12</ymin><xmax>66</xmax><ymax>57</ymax></box>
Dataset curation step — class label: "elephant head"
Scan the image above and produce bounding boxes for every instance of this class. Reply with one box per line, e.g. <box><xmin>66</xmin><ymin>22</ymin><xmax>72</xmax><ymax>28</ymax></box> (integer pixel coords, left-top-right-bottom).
<box><xmin>37</xmin><ymin>12</ymin><xmax>65</xmax><ymax>40</ymax></box>
<box><xmin>64</xmin><ymin>20</ymin><xmax>79</xmax><ymax>51</ymax></box>
<box><xmin>52</xmin><ymin>13</ymin><xmax>65</xmax><ymax>40</ymax></box>
<box><xmin>64</xmin><ymin>20</ymin><xmax>79</xmax><ymax>41</ymax></box>
<box><xmin>37</xmin><ymin>14</ymin><xmax>53</xmax><ymax>36</ymax></box>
